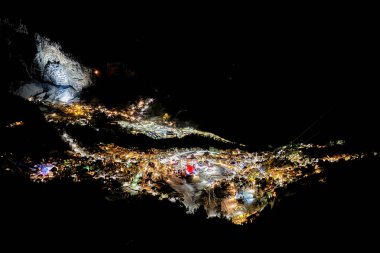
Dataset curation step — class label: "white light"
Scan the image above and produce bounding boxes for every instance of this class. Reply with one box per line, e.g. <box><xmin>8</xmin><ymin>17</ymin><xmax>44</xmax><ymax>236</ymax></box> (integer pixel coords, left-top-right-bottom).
<box><xmin>58</xmin><ymin>91</ymin><xmax>73</xmax><ymax>103</ymax></box>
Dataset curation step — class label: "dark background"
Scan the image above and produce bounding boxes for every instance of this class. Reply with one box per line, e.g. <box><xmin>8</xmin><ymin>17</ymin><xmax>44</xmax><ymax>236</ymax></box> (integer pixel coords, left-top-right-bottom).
<box><xmin>1</xmin><ymin>10</ymin><xmax>379</xmax><ymax>251</ymax></box>
<box><xmin>17</xmin><ymin>12</ymin><xmax>379</xmax><ymax>149</ymax></box>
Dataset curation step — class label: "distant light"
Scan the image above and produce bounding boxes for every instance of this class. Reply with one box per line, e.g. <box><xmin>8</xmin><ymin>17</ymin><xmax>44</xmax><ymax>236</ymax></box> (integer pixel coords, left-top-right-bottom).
<box><xmin>6</xmin><ymin>121</ymin><xmax>24</xmax><ymax>128</ymax></box>
<box><xmin>39</xmin><ymin>164</ymin><xmax>54</xmax><ymax>176</ymax></box>
<box><xmin>94</xmin><ymin>69</ymin><xmax>100</xmax><ymax>76</ymax></box>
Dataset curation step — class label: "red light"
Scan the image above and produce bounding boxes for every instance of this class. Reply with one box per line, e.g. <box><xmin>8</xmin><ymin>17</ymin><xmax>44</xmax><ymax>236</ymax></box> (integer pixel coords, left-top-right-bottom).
<box><xmin>186</xmin><ymin>164</ymin><xmax>194</xmax><ymax>174</ymax></box>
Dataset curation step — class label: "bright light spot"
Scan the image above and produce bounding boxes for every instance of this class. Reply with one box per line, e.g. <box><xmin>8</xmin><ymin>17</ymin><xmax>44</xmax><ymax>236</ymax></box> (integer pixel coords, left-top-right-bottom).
<box><xmin>58</xmin><ymin>91</ymin><xmax>74</xmax><ymax>103</ymax></box>
<box><xmin>6</xmin><ymin>121</ymin><xmax>24</xmax><ymax>128</ymax></box>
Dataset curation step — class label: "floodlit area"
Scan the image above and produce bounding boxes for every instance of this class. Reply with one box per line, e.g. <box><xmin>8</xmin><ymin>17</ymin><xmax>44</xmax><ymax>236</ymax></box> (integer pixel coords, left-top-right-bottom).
<box><xmin>2</xmin><ymin>98</ymin><xmax>370</xmax><ymax>225</ymax></box>
<box><xmin>41</xmin><ymin>98</ymin><xmax>235</xmax><ymax>144</ymax></box>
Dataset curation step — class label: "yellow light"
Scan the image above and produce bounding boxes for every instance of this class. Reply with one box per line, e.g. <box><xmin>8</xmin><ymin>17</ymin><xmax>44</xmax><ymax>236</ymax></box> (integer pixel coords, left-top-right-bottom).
<box><xmin>6</xmin><ymin>121</ymin><xmax>24</xmax><ymax>128</ymax></box>
<box><xmin>163</xmin><ymin>113</ymin><xmax>170</xmax><ymax>120</ymax></box>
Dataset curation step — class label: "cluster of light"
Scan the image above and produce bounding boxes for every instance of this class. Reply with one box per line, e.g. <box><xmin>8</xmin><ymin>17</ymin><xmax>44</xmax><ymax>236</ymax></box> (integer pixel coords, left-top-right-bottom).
<box><xmin>321</xmin><ymin>153</ymin><xmax>362</xmax><ymax>162</ymax></box>
<box><xmin>4</xmin><ymin>140</ymin><xmax>368</xmax><ymax>225</ymax></box>
<box><xmin>40</xmin><ymin>100</ymin><xmax>235</xmax><ymax>144</ymax></box>
<box><xmin>3</xmin><ymin>98</ymin><xmax>372</xmax><ymax>225</ymax></box>
<box><xmin>65</xmin><ymin>104</ymin><xmax>86</xmax><ymax>116</ymax></box>
<box><xmin>6</xmin><ymin>121</ymin><xmax>24</xmax><ymax>128</ymax></box>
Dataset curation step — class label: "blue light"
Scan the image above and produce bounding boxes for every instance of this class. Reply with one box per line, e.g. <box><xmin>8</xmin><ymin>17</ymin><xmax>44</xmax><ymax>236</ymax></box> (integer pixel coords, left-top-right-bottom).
<box><xmin>39</xmin><ymin>164</ymin><xmax>54</xmax><ymax>175</ymax></box>
<box><xmin>242</xmin><ymin>190</ymin><xmax>255</xmax><ymax>205</ymax></box>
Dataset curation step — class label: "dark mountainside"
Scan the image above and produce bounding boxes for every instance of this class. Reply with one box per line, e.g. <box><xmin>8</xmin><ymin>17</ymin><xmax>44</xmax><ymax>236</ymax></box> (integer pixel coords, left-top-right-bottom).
<box><xmin>18</xmin><ymin>16</ymin><xmax>379</xmax><ymax>149</ymax></box>
<box><xmin>0</xmin><ymin>16</ymin><xmax>379</xmax><ymax>251</ymax></box>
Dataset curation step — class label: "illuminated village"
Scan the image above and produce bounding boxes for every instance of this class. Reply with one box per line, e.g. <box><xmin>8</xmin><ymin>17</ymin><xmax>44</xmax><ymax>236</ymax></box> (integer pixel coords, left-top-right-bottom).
<box><xmin>1</xmin><ymin>18</ymin><xmax>378</xmax><ymax>251</ymax></box>
<box><xmin>3</xmin><ymin>98</ymin><xmax>370</xmax><ymax>225</ymax></box>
